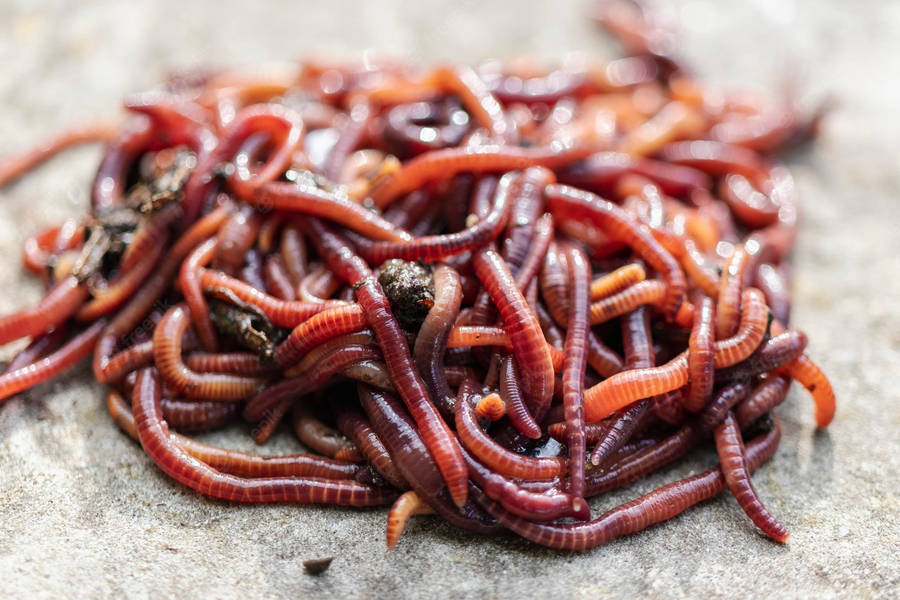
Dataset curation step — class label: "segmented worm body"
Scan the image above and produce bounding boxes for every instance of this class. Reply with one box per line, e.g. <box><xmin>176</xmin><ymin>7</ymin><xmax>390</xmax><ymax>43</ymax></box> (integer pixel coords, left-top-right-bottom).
<box><xmin>0</xmin><ymin>1</ymin><xmax>833</xmax><ymax>551</ymax></box>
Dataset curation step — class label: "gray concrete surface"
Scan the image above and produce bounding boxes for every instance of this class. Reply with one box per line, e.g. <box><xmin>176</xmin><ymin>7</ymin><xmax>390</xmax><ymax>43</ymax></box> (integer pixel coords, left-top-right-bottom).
<box><xmin>1</xmin><ymin>1</ymin><xmax>898</xmax><ymax>598</ymax></box>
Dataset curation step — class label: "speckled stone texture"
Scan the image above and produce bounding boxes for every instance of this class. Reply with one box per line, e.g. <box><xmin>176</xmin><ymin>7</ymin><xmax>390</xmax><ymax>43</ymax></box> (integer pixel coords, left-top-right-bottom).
<box><xmin>0</xmin><ymin>1</ymin><xmax>898</xmax><ymax>598</ymax></box>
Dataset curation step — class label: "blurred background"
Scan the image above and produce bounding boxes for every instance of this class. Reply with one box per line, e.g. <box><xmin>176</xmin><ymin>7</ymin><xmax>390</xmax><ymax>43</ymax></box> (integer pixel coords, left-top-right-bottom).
<box><xmin>1</xmin><ymin>1</ymin><xmax>898</xmax><ymax>598</ymax></box>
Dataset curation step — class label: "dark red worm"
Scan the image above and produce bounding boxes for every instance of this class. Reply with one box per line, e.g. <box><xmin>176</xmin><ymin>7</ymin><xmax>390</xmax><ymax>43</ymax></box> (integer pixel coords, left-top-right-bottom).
<box><xmin>561</xmin><ymin>244</ymin><xmax>590</xmax><ymax>499</ymax></box>
<box><xmin>715</xmin><ymin>412</ymin><xmax>789</xmax><ymax>542</ymax></box>
<box><xmin>131</xmin><ymin>368</ymin><xmax>393</xmax><ymax>505</ymax></box>
<box><xmin>0</xmin><ymin>19</ymin><xmax>835</xmax><ymax>551</ymax></box>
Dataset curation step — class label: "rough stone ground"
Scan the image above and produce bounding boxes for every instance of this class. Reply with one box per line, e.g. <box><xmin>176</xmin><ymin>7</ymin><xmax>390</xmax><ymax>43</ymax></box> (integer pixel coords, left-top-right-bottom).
<box><xmin>0</xmin><ymin>1</ymin><xmax>898</xmax><ymax>598</ymax></box>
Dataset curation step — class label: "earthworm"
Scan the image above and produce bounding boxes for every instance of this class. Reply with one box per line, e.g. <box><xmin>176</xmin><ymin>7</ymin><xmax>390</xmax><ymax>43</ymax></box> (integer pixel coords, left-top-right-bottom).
<box><xmin>385</xmin><ymin>491</ymin><xmax>436</xmax><ymax>549</ymax></box>
<box><xmin>456</xmin><ymin>379</ymin><xmax>565</xmax><ymax>480</ymax></box>
<box><xmin>685</xmin><ymin>296</ymin><xmax>716</xmax><ymax>412</ymax></box>
<box><xmin>0</xmin><ymin>18</ymin><xmax>835</xmax><ymax>550</ymax></box>
<box><xmin>413</xmin><ymin>265</ymin><xmax>463</xmax><ymax>418</ymax></box>
<box><xmin>131</xmin><ymin>368</ymin><xmax>393</xmax><ymax>505</ymax></box>
<box><xmin>561</xmin><ymin>244</ymin><xmax>590</xmax><ymax>498</ymax></box>
<box><xmin>108</xmin><ymin>390</ymin><xmax>355</xmax><ymax>478</ymax></box>
<box><xmin>714</xmin><ymin>412</ymin><xmax>789</xmax><ymax>542</ymax></box>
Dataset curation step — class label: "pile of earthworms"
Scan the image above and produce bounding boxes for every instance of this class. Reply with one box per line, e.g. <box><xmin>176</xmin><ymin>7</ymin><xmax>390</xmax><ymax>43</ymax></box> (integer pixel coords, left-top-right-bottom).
<box><xmin>0</xmin><ymin>1</ymin><xmax>834</xmax><ymax>551</ymax></box>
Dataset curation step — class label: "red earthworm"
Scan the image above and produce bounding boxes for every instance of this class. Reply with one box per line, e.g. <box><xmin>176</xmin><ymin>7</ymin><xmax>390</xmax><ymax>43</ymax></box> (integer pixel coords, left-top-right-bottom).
<box><xmin>462</xmin><ymin>447</ymin><xmax>589</xmax><ymax>522</ymax></box>
<box><xmin>199</xmin><ymin>268</ymin><xmax>340</xmax><ymax>328</ymax></box>
<box><xmin>735</xmin><ymin>375</ymin><xmax>792</xmax><ymax>429</ymax></box>
<box><xmin>288</xmin><ymin>331</ymin><xmax>377</xmax><ymax>376</ymax></box>
<box><xmin>619</xmin><ymin>101</ymin><xmax>705</xmax><ymax>156</ymax></box>
<box><xmin>659</xmin><ymin>140</ymin><xmax>768</xmax><ymax>183</ymax></box>
<box><xmin>475</xmin><ymin>392</ymin><xmax>506</xmax><ymax>422</ymax></box>
<box><xmin>279</xmin><ymin>224</ymin><xmax>308</xmax><ymax>285</ymax></box>
<box><xmin>368</xmin><ymin>142</ymin><xmax>592</xmax><ymax>209</ymax></box>
<box><xmin>361</xmin><ymin>170</ymin><xmax>513</xmax><ymax>264</ymax></box>
<box><xmin>183</xmin><ymin>104</ymin><xmax>303</xmax><ymax>222</ymax></box>
<box><xmin>589</xmin><ymin>263</ymin><xmax>646</xmax><ymax>301</ymax></box>
<box><xmin>161</xmin><ymin>398</ymin><xmax>240</xmax><ymax>432</ymax></box>
<box><xmin>0</xmin><ymin>120</ymin><xmax>118</xmax><ymax>187</ymax></box>
<box><xmin>263</xmin><ymin>254</ymin><xmax>296</xmax><ymax>301</ymax></box>
<box><xmin>456</xmin><ymin>380</ymin><xmax>564</xmax><ymax>480</ymax></box>
<box><xmin>588</xmin><ymin>279</ymin><xmax>666</xmax><ymax>324</ymax></box>
<box><xmin>716</xmin><ymin>244</ymin><xmax>750</xmax><ymax>338</ymax></box>
<box><xmin>22</xmin><ymin>221</ymin><xmax>85</xmax><ymax>276</ymax></box>
<box><xmin>153</xmin><ymin>304</ymin><xmax>264</xmax><ymax>401</ymax></box>
<box><xmin>561</xmin><ymin>244</ymin><xmax>590</xmax><ymax>498</ymax></box>
<box><xmin>97</xmin><ymin>340</ymin><xmax>156</xmax><ymax>384</ymax></box>
<box><xmin>653</xmin><ymin>388</ymin><xmax>687</xmax><ymax>425</ymax></box>
<box><xmin>755</xmin><ymin>263</ymin><xmax>791</xmax><ymax>326</ymax></box>
<box><xmin>335</xmin><ymin>407</ymin><xmax>409</xmax><ymax>490</ymax></box>
<box><xmin>584</xmin><ymin>288</ymin><xmax>767</xmax><ymax>421</ymax></box>
<box><xmin>183</xmin><ymin>352</ymin><xmax>271</xmax><ymax>377</ymax></box>
<box><xmin>0</xmin><ymin>319</ymin><xmax>106</xmax><ymax>404</ymax></box>
<box><xmin>383</xmin><ymin>100</ymin><xmax>470</xmax><ymax>158</ymax></box>
<box><xmin>323</xmin><ymin>101</ymin><xmax>372</xmax><ymax>181</ymax></box>
<box><xmin>429</xmin><ymin>65</ymin><xmax>515</xmax><ymax>143</ymax></box>
<box><xmin>476</xmin><ymin>421</ymin><xmax>781</xmax><ymax>550</ymax></box>
<box><xmin>298</xmin><ymin>267</ymin><xmax>342</xmax><ymax>303</ymax></box>
<box><xmin>711</xmin><ymin>288</ymin><xmax>768</xmax><ymax>368</ymax></box>
<box><xmin>447</xmin><ymin>325</ymin><xmax>512</xmax><ymax>349</ymax></box>
<box><xmin>513</xmin><ymin>213</ymin><xmax>555</xmax><ymax>291</ymax></box>
<box><xmin>358</xmin><ymin>384</ymin><xmax>499</xmax><ymax>535</ymax></box>
<box><xmin>715</xmin><ymin>330</ymin><xmax>807</xmax><ymax>383</ymax></box>
<box><xmin>484</xmin><ymin>69</ymin><xmax>590</xmax><ymax>105</ymax></box>
<box><xmin>539</xmin><ymin>241</ymin><xmax>570</xmax><ymax>326</ymax></box>
<box><xmin>384</xmin><ymin>189</ymin><xmax>434</xmax><ymax>230</ymax></box>
<box><xmin>179</xmin><ymin>238</ymin><xmax>219</xmax><ymax>351</ymax></box>
<box><xmin>274</xmin><ymin>303</ymin><xmax>367</xmax><ymax>367</ymax></box>
<box><xmin>473</xmin><ymin>247</ymin><xmax>554</xmax><ymax>420</ymax></box>
<box><xmin>340</xmin><ymin>360</ymin><xmax>396</xmax><ymax>392</ymax></box>
<box><xmin>545</xmin><ymin>184</ymin><xmax>686</xmax><ymax>318</ymax></box>
<box><xmin>291</xmin><ymin>406</ymin><xmax>363</xmax><ymax>461</ymax></box>
<box><xmin>251</xmin><ymin>182</ymin><xmax>411</xmax><ymax>243</ymax></box>
<box><xmin>244</xmin><ymin>344</ymin><xmax>381</xmax><ymax>422</ymax></box>
<box><xmin>256</xmin><ymin>212</ymin><xmax>284</xmax><ymax>253</ymax></box>
<box><xmin>679</xmin><ymin>238</ymin><xmax>720</xmax><ymax>298</ymax></box>
<box><xmin>499</xmin><ymin>356</ymin><xmax>542</xmax><ymax>439</ymax></box>
<box><xmin>719</xmin><ymin>174</ymin><xmax>780</xmax><ymax>229</ymax></box>
<box><xmin>590</xmin><ymin>307</ymin><xmax>654</xmax><ymax>466</ymax></box>
<box><xmin>685</xmin><ymin>296</ymin><xmax>716</xmax><ymax>412</ymax></box>
<box><xmin>558</xmin><ymin>151</ymin><xmax>711</xmax><ymax>199</ymax></box>
<box><xmin>0</xmin><ymin>276</ymin><xmax>88</xmax><ymax>346</ymax></box>
<box><xmin>131</xmin><ymin>368</ymin><xmax>394</xmax><ymax>505</ymax></box>
<box><xmin>413</xmin><ymin>265</ymin><xmax>463</xmax><ymax>418</ymax></box>
<box><xmin>586</xmin><ymin>332</ymin><xmax>625</xmax><ymax>378</ymax></box>
<box><xmin>2</xmin><ymin>328</ymin><xmax>67</xmax><ymax>375</ymax></box>
<box><xmin>715</xmin><ymin>411</ymin><xmax>789</xmax><ymax>542</ymax></box>
<box><xmin>586</xmin><ymin>425</ymin><xmax>701</xmax><ymax>497</ymax></box>
<box><xmin>108</xmin><ymin>390</ymin><xmax>357</xmax><ymax>479</ymax></box>
<box><xmin>91</xmin><ymin>119</ymin><xmax>155</xmax><ymax>213</ymax></box>
<box><xmin>778</xmin><ymin>353</ymin><xmax>835</xmax><ymax>428</ymax></box>
<box><xmin>548</xmin><ymin>421</ymin><xmax>610</xmax><ymax>444</ymax></box>
<box><xmin>216</xmin><ymin>205</ymin><xmax>264</xmax><ymax>269</ymax></box>
<box><xmin>502</xmin><ymin>167</ymin><xmax>554</xmax><ymax>270</ymax></box>
<box><xmin>698</xmin><ymin>382</ymin><xmax>752</xmax><ymax>433</ymax></box>
<box><xmin>385</xmin><ymin>491</ymin><xmax>436</xmax><ymax>548</ymax></box>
